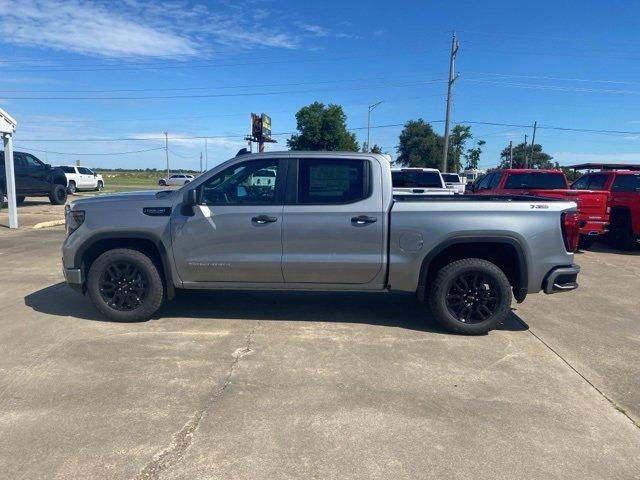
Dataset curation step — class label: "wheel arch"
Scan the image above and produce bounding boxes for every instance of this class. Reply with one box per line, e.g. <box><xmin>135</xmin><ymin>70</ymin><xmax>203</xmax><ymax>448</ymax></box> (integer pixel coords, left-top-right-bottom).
<box><xmin>417</xmin><ymin>236</ymin><xmax>528</xmax><ymax>303</ymax></box>
<box><xmin>75</xmin><ymin>232</ymin><xmax>175</xmax><ymax>300</ymax></box>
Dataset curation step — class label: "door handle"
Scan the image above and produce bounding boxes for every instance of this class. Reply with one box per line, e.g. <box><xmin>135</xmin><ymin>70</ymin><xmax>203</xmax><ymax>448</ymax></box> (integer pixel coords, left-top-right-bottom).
<box><xmin>251</xmin><ymin>215</ymin><xmax>278</xmax><ymax>224</ymax></box>
<box><xmin>351</xmin><ymin>215</ymin><xmax>377</xmax><ymax>225</ymax></box>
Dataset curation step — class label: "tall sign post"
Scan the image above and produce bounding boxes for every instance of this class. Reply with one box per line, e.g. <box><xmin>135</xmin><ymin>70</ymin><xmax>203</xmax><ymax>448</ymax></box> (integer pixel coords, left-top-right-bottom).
<box><xmin>0</xmin><ymin>108</ymin><xmax>18</xmax><ymax>229</ymax></box>
<box><xmin>245</xmin><ymin>113</ymin><xmax>276</xmax><ymax>152</ymax></box>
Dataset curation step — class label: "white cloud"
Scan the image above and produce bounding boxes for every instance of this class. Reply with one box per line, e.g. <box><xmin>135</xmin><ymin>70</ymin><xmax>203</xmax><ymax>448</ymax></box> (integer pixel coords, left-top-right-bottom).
<box><xmin>0</xmin><ymin>0</ymin><xmax>311</xmax><ymax>58</ymax></box>
<box><xmin>551</xmin><ymin>151</ymin><xmax>640</xmax><ymax>165</ymax></box>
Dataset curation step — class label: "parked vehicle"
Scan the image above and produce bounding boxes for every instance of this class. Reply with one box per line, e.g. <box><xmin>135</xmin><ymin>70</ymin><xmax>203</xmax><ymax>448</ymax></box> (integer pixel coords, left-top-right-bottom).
<box><xmin>571</xmin><ymin>170</ymin><xmax>640</xmax><ymax>249</ymax></box>
<box><xmin>391</xmin><ymin>167</ymin><xmax>453</xmax><ymax>196</ymax></box>
<box><xmin>57</xmin><ymin>165</ymin><xmax>104</xmax><ymax>193</ymax></box>
<box><xmin>158</xmin><ymin>174</ymin><xmax>194</xmax><ymax>186</ymax></box>
<box><xmin>470</xmin><ymin>169</ymin><xmax>609</xmax><ymax>246</ymax></box>
<box><xmin>462</xmin><ymin>169</ymin><xmax>486</xmax><ymax>184</ymax></box>
<box><xmin>63</xmin><ymin>152</ymin><xmax>580</xmax><ymax>335</ymax></box>
<box><xmin>441</xmin><ymin>173</ymin><xmax>466</xmax><ymax>194</ymax></box>
<box><xmin>0</xmin><ymin>151</ymin><xmax>68</xmax><ymax>207</ymax></box>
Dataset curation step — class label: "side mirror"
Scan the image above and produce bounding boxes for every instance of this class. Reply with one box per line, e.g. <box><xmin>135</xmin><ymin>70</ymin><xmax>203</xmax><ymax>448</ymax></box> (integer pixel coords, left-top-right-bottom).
<box><xmin>184</xmin><ymin>188</ymin><xmax>199</xmax><ymax>207</ymax></box>
<box><xmin>94</xmin><ymin>172</ymin><xmax>97</xmax><ymax>177</ymax></box>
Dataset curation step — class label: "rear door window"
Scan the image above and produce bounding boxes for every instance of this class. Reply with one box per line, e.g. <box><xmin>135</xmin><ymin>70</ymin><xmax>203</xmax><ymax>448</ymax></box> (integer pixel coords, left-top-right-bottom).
<box><xmin>504</xmin><ymin>173</ymin><xmax>566</xmax><ymax>189</ymax></box>
<box><xmin>298</xmin><ymin>159</ymin><xmax>368</xmax><ymax>204</ymax></box>
<box><xmin>392</xmin><ymin>170</ymin><xmax>442</xmax><ymax>188</ymax></box>
<box><xmin>78</xmin><ymin>167</ymin><xmax>92</xmax><ymax>175</ymax></box>
<box><xmin>612</xmin><ymin>174</ymin><xmax>640</xmax><ymax>192</ymax></box>
<box><xmin>59</xmin><ymin>166</ymin><xmax>76</xmax><ymax>173</ymax></box>
<box><xmin>585</xmin><ymin>173</ymin><xmax>609</xmax><ymax>190</ymax></box>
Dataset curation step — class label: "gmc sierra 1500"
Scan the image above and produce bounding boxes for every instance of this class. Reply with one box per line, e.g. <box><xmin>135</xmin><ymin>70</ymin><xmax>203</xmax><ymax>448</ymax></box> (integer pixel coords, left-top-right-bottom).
<box><xmin>62</xmin><ymin>152</ymin><xmax>581</xmax><ymax>334</ymax></box>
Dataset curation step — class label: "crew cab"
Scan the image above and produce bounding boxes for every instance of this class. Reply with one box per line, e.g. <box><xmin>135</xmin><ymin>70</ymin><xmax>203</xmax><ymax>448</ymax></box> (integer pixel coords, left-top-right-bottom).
<box><xmin>391</xmin><ymin>167</ymin><xmax>453</xmax><ymax>196</ymax></box>
<box><xmin>0</xmin><ymin>151</ymin><xmax>68</xmax><ymax>207</ymax></box>
<box><xmin>571</xmin><ymin>170</ymin><xmax>640</xmax><ymax>249</ymax></box>
<box><xmin>471</xmin><ymin>169</ymin><xmax>609</xmax><ymax>245</ymax></box>
<box><xmin>57</xmin><ymin>165</ymin><xmax>104</xmax><ymax>193</ymax></box>
<box><xmin>62</xmin><ymin>152</ymin><xmax>580</xmax><ymax>335</ymax></box>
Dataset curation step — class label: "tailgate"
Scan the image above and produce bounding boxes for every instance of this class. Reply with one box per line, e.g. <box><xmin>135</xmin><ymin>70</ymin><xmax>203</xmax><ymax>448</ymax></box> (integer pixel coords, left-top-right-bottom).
<box><xmin>532</xmin><ymin>189</ymin><xmax>609</xmax><ymax>219</ymax></box>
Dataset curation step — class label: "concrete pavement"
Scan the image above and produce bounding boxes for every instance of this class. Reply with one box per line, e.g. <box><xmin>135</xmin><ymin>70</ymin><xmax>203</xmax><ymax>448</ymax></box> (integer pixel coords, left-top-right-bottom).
<box><xmin>0</xmin><ymin>227</ymin><xmax>638</xmax><ymax>479</ymax></box>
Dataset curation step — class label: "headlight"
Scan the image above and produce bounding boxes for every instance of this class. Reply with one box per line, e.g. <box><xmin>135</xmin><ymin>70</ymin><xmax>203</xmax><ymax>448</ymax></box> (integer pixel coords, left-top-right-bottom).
<box><xmin>65</xmin><ymin>205</ymin><xmax>85</xmax><ymax>235</ymax></box>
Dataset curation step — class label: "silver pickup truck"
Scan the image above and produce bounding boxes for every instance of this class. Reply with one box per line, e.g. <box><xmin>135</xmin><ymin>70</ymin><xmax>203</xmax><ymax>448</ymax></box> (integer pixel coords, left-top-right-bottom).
<box><xmin>62</xmin><ymin>152</ymin><xmax>581</xmax><ymax>334</ymax></box>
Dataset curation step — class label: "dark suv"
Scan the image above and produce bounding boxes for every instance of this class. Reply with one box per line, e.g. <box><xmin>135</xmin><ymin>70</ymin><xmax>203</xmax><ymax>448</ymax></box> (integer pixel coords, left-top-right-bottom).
<box><xmin>0</xmin><ymin>151</ymin><xmax>68</xmax><ymax>207</ymax></box>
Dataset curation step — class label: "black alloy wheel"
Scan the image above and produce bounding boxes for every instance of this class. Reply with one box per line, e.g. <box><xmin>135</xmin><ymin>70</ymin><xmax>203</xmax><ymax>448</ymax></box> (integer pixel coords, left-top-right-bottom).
<box><xmin>445</xmin><ymin>271</ymin><xmax>500</xmax><ymax>324</ymax></box>
<box><xmin>98</xmin><ymin>261</ymin><xmax>149</xmax><ymax>311</ymax></box>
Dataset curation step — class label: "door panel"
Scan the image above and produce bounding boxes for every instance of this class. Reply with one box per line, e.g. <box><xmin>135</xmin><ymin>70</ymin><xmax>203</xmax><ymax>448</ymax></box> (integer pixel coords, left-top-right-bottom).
<box><xmin>172</xmin><ymin>205</ymin><xmax>284</xmax><ymax>282</ymax></box>
<box><xmin>282</xmin><ymin>158</ymin><xmax>384</xmax><ymax>284</ymax></box>
<box><xmin>171</xmin><ymin>158</ymin><xmax>286</xmax><ymax>283</ymax></box>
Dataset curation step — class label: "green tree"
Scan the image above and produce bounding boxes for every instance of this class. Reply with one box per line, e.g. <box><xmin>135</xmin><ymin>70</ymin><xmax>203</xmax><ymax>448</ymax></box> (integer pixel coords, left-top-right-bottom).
<box><xmin>287</xmin><ymin>102</ymin><xmax>359</xmax><ymax>151</ymax></box>
<box><xmin>448</xmin><ymin>125</ymin><xmax>472</xmax><ymax>172</ymax></box>
<box><xmin>396</xmin><ymin>119</ymin><xmax>443</xmax><ymax>168</ymax></box>
<box><xmin>361</xmin><ymin>142</ymin><xmax>384</xmax><ymax>154</ymax></box>
<box><xmin>464</xmin><ymin>140</ymin><xmax>486</xmax><ymax>170</ymax></box>
<box><xmin>498</xmin><ymin>142</ymin><xmax>556</xmax><ymax>169</ymax></box>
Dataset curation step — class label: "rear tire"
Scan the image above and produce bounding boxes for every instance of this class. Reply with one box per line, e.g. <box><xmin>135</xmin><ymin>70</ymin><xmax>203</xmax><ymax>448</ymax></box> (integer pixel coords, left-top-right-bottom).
<box><xmin>49</xmin><ymin>184</ymin><xmax>68</xmax><ymax>205</ymax></box>
<box><xmin>67</xmin><ymin>181</ymin><xmax>76</xmax><ymax>194</ymax></box>
<box><xmin>87</xmin><ymin>248</ymin><xmax>164</xmax><ymax>322</ymax></box>
<box><xmin>609</xmin><ymin>211</ymin><xmax>636</xmax><ymax>251</ymax></box>
<box><xmin>0</xmin><ymin>187</ymin><xmax>4</xmax><ymax>209</ymax></box>
<box><xmin>428</xmin><ymin>258</ymin><xmax>512</xmax><ymax>335</ymax></box>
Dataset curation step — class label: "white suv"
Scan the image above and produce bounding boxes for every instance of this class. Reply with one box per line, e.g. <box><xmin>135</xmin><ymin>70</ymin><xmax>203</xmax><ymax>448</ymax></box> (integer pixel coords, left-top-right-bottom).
<box><xmin>391</xmin><ymin>167</ymin><xmax>453</xmax><ymax>195</ymax></box>
<box><xmin>158</xmin><ymin>174</ymin><xmax>195</xmax><ymax>186</ymax></box>
<box><xmin>57</xmin><ymin>166</ymin><xmax>104</xmax><ymax>193</ymax></box>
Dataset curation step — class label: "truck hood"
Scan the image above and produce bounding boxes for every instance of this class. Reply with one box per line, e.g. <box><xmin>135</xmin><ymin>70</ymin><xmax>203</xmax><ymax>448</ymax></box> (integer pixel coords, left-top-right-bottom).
<box><xmin>69</xmin><ymin>190</ymin><xmax>175</xmax><ymax>208</ymax></box>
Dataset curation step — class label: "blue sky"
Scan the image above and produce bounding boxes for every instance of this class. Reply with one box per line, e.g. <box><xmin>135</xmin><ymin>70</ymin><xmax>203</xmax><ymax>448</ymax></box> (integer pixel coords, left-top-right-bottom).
<box><xmin>1</xmin><ymin>0</ymin><xmax>640</xmax><ymax>171</ymax></box>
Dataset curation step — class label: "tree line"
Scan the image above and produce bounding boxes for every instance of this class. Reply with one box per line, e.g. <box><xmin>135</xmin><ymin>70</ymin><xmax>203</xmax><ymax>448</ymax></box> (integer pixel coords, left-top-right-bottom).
<box><xmin>287</xmin><ymin>101</ymin><xmax>556</xmax><ymax>171</ymax></box>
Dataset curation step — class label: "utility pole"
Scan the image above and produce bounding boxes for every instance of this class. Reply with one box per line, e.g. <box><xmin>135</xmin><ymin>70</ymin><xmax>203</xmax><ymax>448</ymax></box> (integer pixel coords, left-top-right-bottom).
<box><xmin>164</xmin><ymin>132</ymin><xmax>169</xmax><ymax>179</ymax></box>
<box><xmin>200</xmin><ymin>152</ymin><xmax>203</xmax><ymax>173</ymax></box>
<box><xmin>442</xmin><ymin>31</ymin><xmax>459</xmax><ymax>173</ymax></box>
<box><xmin>509</xmin><ymin>140</ymin><xmax>513</xmax><ymax>168</ymax></box>
<box><xmin>204</xmin><ymin>138</ymin><xmax>208</xmax><ymax>170</ymax></box>
<box><xmin>530</xmin><ymin>121</ymin><xmax>537</xmax><ymax>168</ymax></box>
<box><xmin>523</xmin><ymin>134</ymin><xmax>528</xmax><ymax>169</ymax></box>
<box><xmin>367</xmin><ymin>100</ymin><xmax>384</xmax><ymax>153</ymax></box>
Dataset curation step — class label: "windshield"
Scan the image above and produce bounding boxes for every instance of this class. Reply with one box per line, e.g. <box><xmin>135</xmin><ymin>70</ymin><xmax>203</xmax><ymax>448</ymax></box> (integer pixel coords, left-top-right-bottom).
<box><xmin>392</xmin><ymin>170</ymin><xmax>443</xmax><ymax>188</ymax></box>
<box><xmin>441</xmin><ymin>174</ymin><xmax>461</xmax><ymax>183</ymax></box>
<box><xmin>504</xmin><ymin>173</ymin><xmax>566</xmax><ymax>190</ymax></box>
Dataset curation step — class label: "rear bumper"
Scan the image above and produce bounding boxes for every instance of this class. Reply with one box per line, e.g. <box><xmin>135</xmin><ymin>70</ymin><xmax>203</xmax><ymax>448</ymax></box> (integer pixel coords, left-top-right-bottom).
<box><xmin>63</xmin><ymin>266</ymin><xmax>84</xmax><ymax>293</ymax></box>
<box><xmin>578</xmin><ymin>220</ymin><xmax>608</xmax><ymax>236</ymax></box>
<box><xmin>543</xmin><ymin>264</ymin><xmax>580</xmax><ymax>294</ymax></box>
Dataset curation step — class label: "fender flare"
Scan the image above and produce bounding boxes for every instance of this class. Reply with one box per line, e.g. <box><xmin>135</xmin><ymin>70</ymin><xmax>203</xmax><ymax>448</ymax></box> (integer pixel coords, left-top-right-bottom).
<box><xmin>74</xmin><ymin>231</ymin><xmax>175</xmax><ymax>300</ymax></box>
<box><xmin>417</xmin><ymin>235</ymin><xmax>529</xmax><ymax>303</ymax></box>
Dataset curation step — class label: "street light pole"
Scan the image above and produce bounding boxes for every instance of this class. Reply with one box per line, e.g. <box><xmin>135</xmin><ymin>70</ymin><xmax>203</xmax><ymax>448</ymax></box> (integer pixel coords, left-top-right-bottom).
<box><xmin>367</xmin><ymin>101</ymin><xmax>384</xmax><ymax>152</ymax></box>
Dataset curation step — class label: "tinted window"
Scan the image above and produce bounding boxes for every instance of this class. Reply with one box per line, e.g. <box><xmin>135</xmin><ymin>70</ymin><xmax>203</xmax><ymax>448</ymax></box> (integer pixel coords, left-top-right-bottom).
<box><xmin>612</xmin><ymin>174</ymin><xmax>640</xmax><ymax>192</ymax></box>
<box><xmin>504</xmin><ymin>172</ymin><xmax>566</xmax><ymax>189</ymax></box>
<box><xmin>441</xmin><ymin>173</ymin><xmax>461</xmax><ymax>183</ymax></box>
<box><xmin>58</xmin><ymin>166</ymin><xmax>76</xmax><ymax>173</ymax></box>
<box><xmin>476</xmin><ymin>173</ymin><xmax>493</xmax><ymax>190</ymax></box>
<box><xmin>24</xmin><ymin>154</ymin><xmax>44</xmax><ymax>169</ymax></box>
<box><xmin>299</xmin><ymin>159</ymin><xmax>367</xmax><ymax>204</ymax></box>
<box><xmin>201</xmin><ymin>159</ymin><xmax>281</xmax><ymax>205</ymax></box>
<box><xmin>571</xmin><ymin>175</ymin><xmax>589</xmax><ymax>190</ymax></box>
<box><xmin>392</xmin><ymin>170</ymin><xmax>442</xmax><ymax>188</ymax></box>
<box><xmin>586</xmin><ymin>173</ymin><xmax>609</xmax><ymax>190</ymax></box>
<box><xmin>78</xmin><ymin>167</ymin><xmax>92</xmax><ymax>175</ymax></box>
<box><xmin>488</xmin><ymin>172</ymin><xmax>502</xmax><ymax>188</ymax></box>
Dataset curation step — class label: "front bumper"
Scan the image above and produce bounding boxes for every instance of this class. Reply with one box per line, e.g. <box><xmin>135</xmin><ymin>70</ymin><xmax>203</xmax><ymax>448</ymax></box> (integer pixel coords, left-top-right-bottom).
<box><xmin>63</xmin><ymin>265</ymin><xmax>84</xmax><ymax>293</ymax></box>
<box><xmin>543</xmin><ymin>264</ymin><xmax>580</xmax><ymax>294</ymax></box>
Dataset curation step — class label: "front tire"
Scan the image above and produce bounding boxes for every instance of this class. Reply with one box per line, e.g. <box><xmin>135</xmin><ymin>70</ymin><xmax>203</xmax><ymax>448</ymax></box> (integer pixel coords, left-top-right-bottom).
<box><xmin>87</xmin><ymin>248</ymin><xmax>164</xmax><ymax>322</ymax></box>
<box><xmin>95</xmin><ymin>180</ymin><xmax>103</xmax><ymax>191</ymax></box>
<box><xmin>159</xmin><ymin>179</ymin><xmax>166</xmax><ymax>186</ymax></box>
<box><xmin>49</xmin><ymin>184</ymin><xmax>68</xmax><ymax>205</ymax></box>
<box><xmin>608</xmin><ymin>211</ymin><xmax>636</xmax><ymax>251</ymax></box>
<box><xmin>428</xmin><ymin>258</ymin><xmax>512</xmax><ymax>335</ymax></box>
<box><xmin>16</xmin><ymin>196</ymin><xmax>26</xmax><ymax>205</ymax></box>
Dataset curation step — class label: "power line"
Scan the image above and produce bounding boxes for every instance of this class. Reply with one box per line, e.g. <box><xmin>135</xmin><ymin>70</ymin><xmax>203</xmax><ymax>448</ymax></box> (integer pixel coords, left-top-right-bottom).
<box><xmin>465</xmin><ymin>71</ymin><xmax>640</xmax><ymax>86</ymax></box>
<box><xmin>461</xmin><ymin>78</ymin><xmax>640</xmax><ymax>96</ymax></box>
<box><xmin>0</xmin><ymin>78</ymin><xmax>446</xmax><ymax>100</ymax></box>
<box><xmin>15</xmin><ymin>146</ymin><xmax>166</xmax><ymax>156</ymax></box>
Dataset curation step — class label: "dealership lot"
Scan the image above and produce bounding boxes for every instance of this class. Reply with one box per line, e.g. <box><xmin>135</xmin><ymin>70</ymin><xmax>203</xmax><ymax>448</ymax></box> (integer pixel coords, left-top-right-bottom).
<box><xmin>0</xmin><ymin>226</ymin><xmax>638</xmax><ymax>479</ymax></box>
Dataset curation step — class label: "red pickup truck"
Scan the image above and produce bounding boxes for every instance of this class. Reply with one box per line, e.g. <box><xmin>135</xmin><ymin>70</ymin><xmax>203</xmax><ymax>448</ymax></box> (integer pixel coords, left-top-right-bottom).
<box><xmin>471</xmin><ymin>169</ymin><xmax>610</xmax><ymax>246</ymax></box>
<box><xmin>571</xmin><ymin>170</ymin><xmax>640</xmax><ymax>249</ymax></box>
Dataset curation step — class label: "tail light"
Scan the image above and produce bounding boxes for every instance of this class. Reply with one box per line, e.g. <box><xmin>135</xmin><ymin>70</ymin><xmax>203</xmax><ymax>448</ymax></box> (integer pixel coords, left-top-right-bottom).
<box><xmin>561</xmin><ymin>211</ymin><xmax>580</xmax><ymax>252</ymax></box>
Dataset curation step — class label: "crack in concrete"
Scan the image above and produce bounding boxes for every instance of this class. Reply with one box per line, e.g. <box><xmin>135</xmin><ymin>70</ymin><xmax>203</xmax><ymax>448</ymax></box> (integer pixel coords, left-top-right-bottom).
<box><xmin>132</xmin><ymin>323</ymin><xmax>259</xmax><ymax>480</ymax></box>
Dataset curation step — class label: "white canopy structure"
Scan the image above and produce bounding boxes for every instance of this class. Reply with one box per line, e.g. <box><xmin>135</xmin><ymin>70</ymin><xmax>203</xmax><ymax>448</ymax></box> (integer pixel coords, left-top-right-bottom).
<box><xmin>0</xmin><ymin>108</ymin><xmax>18</xmax><ymax>228</ymax></box>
